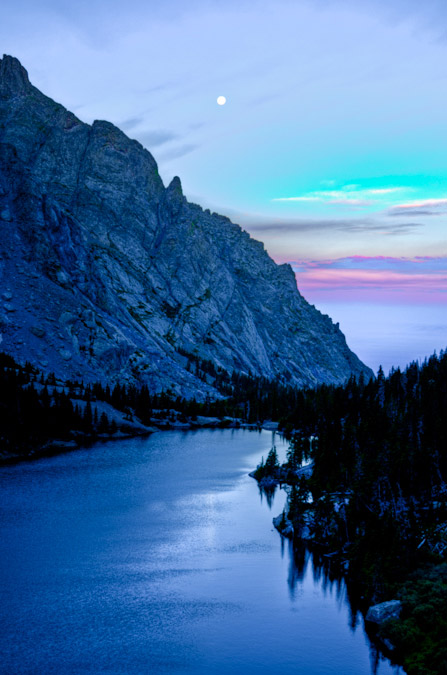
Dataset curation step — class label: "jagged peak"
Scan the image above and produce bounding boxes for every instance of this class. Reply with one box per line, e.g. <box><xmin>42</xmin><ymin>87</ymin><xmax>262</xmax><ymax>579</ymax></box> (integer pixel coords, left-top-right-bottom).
<box><xmin>0</xmin><ymin>55</ymin><xmax>31</xmax><ymax>97</ymax></box>
<box><xmin>167</xmin><ymin>175</ymin><xmax>183</xmax><ymax>195</ymax></box>
<box><xmin>0</xmin><ymin>55</ymin><xmax>374</xmax><ymax>391</ymax></box>
<box><xmin>166</xmin><ymin>176</ymin><xmax>184</xmax><ymax>216</ymax></box>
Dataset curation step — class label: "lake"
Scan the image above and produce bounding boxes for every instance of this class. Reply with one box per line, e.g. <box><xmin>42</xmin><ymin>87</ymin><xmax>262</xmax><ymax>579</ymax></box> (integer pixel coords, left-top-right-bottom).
<box><xmin>0</xmin><ymin>429</ymin><xmax>403</xmax><ymax>674</ymax></box>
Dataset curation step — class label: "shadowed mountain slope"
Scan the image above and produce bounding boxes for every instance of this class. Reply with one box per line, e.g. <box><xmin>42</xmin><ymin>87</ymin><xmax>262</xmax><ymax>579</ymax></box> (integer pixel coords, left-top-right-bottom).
<box><xmin>0</xmin><ymin>55</ymin><xmax>373</xmax><ymax>397</ymax></box>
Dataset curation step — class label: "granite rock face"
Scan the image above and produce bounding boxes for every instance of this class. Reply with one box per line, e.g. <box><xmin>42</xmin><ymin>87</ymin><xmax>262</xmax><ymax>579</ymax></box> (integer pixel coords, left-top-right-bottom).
<box><xmin>0</xmin><ymin>55</ymin><xmax>373</xmax><ymax>397</ymax></box>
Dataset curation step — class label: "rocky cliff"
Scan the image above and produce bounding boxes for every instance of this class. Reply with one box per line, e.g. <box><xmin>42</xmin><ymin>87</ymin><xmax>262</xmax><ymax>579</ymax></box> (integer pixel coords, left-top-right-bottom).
<box><xmin>0</xmin><ymin>55</ymin><xmax>373</xmax><ymax>397</ymax></box>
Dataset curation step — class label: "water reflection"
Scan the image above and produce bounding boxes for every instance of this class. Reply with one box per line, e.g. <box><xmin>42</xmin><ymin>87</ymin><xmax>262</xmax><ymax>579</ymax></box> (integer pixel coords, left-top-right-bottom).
<box><xmin>255</xmin><ymin>464</ymin><xmax>402</xmax><ymax>673</ymax></box>
<box><xmin>258</xmin><ymin>483</ymin><xmax>277</xmax><ymax>509</ymax></box>
<box><xmin>283</xmin><ymin>536</ymin><xmax>403</xmax><ymax>674</ymax></box>
<box><xmin>0</xmin><ymin>430</ymin><xmax>404</xmax><ymax>675</ymax></box>
<box><xmin>286</xmin><ymin>539</ymin><xmax>308</xmax><ymax>597</ymax></box>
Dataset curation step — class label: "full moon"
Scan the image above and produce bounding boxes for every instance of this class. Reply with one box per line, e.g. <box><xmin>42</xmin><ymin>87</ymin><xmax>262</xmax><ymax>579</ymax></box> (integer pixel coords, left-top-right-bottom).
<box><xmin>217</xmin><ymin>96</ymin><xmax>227</xmax><ymax>106</ymax></box>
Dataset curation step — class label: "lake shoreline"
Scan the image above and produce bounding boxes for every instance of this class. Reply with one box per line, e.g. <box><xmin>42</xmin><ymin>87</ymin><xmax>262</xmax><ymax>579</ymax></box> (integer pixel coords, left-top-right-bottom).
<box><xmin>0</xmin><ymin>418</ymin><xmax>280</xmax><ymax>466</ymax></box>
<box><xmin>0</xmin><ymin>428</ymin><xmax>402</xmax><ymax>674</ymax></box>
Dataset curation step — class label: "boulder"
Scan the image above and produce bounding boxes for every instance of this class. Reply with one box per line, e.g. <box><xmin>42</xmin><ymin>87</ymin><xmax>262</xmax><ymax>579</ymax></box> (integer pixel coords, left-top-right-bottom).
<box><xmin>366</xmin><ymin>599</ymin><xmax>402</xmax><ymax>624</ymax></box>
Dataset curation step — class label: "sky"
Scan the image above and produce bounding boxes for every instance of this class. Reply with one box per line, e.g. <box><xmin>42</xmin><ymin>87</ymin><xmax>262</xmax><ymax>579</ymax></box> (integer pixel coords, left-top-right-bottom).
<box><xmin>1</xmin><ymin>0</ymin><xmax>447</xmax><ymax>373</ymax></box>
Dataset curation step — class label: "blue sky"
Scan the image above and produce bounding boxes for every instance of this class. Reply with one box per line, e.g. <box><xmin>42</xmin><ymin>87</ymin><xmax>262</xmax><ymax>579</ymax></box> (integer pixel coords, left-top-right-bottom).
<box><xmin>2</xmin><ymin>0</ymin><xmax>447</xmax><ymax>372</ymax></box>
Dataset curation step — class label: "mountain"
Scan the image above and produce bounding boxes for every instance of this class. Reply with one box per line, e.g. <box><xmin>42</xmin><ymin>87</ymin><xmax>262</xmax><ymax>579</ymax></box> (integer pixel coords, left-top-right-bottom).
<box><xmin>0</xmin><ymin>55</ymin><xmax>373</xmax><ymax>397</ymax></box>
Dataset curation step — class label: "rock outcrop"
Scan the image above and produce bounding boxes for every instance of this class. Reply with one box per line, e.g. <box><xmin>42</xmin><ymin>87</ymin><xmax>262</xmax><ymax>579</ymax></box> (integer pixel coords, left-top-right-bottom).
<box><xmin>0</xmin><ymin>55</ymin><xmax>373</xmax><ymax>397</ymax></box>
<box><xmin>365</xmin><ymin>600</ymin><xmax>402</xmax><ymax>625</ymax></box>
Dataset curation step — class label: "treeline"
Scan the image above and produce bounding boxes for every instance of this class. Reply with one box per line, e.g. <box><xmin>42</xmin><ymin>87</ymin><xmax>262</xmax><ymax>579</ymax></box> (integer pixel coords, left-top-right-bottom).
<box><xmin>277</xmin><ymin>350</ymin><xmax>447</xmax><ymax>675</ymax></box>
<box><xmin>89</xmin><ymin>356</ymin><xmax>300</xmax><ymax>423</ymax></box>
<box><xmin>177</xmin><ymin>348</ymin><xmax>302</xmax><ymax>421</ymax></box>
<box><xmin>283</xmin><ymin>351</ymin><xmax>447</xmax><ymax>539</ymax></box>
<box><xmin>0</xmin><ymin>350</ymin><xmax>299</xmax><ymax>460</ymax></box>
<box><xmin>0</xmin><ymin>353</ymin><xmax>119</xmax><ymax>458</ymax></box>
<box><xmin>91</xmin><ymin>371</ymin><xmax>297</xmax><ymax>422</ymax></box>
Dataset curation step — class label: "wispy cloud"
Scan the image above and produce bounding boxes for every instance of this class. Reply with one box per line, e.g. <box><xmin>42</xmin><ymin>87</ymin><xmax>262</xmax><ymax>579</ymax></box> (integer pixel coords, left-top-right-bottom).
<box><xmin>388</xmin><ymin>198</ymin><xmax>447</xmax><ymax>216</ymax></box>
<box><xmin>248</xmin><ymin>218</ymin><xmax>423</xmax><ymax>236</ymax></box>
<box><xmin>272</xmin><ymin>196</ymin><xmax>321</xmax><ymax>202</ymax></box>
<box><xmin>296</xmin><ymin>270</ymin><xmax>447</xmax><ymax>291</ymax></box>
<box><xmin>284</xmin><ymin>255</ymin><xmax>447</xmax><ymax>303</ymax></box>
<box><xmin>329</xmin><ymin>198</ymin><xmax>373</xmax><ymax>206</ymax></box>
<box><xmin>272</xmin><ymin>186</ymin><xmax>408</xmax><ymax>206</ymax></box>
<box><xmin>157</xmin><ymin>142</ymin><xmax>200</xmax><ymax>161</ymax></box>
<box><xmin>290</xmin><ymin>255</ymin><xmax>447</xmax><ymax>273</ymax></box>
<box><xmin>134</xmin><ymin>129</ymin><xmax>179</xmax><ymax>148</ymax></box>
<box><xmin>369</xmin><ymin>188</ymin><xmax>404</xmax><ymax>195</ymax></box>
<box><xmin>119</xmin><ymin>116</ymin><xmax>144</xmax><ymax>132</ymax></box>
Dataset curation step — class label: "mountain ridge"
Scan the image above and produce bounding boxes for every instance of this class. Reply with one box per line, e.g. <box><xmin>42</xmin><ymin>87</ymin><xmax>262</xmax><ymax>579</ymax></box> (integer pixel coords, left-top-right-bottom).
<box><xmin>0</xmin><ymin>54</ymin><xmax>373</xmax><ymax>397</ymax></box>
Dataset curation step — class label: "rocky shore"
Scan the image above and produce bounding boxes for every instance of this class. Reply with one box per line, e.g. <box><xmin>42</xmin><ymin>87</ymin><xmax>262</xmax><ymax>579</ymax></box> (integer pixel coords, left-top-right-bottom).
<box><xmin>250</xmin><ymin>456</ymin><xmax>405</xmax><ymax>660</ymax></box>
<box><xmin>0</xmin><ymin>407</ymin><xmax>279</xmax><ymax>465</ymax></box>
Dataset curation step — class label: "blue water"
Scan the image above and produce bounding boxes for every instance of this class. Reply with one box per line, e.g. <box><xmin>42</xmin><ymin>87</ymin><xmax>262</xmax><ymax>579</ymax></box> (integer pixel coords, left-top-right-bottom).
<box><xmin>0</xmin><ymin>429</ymin><xmax>402</xmax><ymax>674</ymax></box>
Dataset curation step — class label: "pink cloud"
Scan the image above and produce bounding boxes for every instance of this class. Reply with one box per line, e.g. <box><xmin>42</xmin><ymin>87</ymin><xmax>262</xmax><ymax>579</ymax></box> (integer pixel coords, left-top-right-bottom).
<box><xmin>274</xmin><ymin>255</ymin><xmax>447</xmax><ymax>303</ymax></box>
<box><xmin>297</xmin><ymin>269</ymin><xmax>447</xmax><ymax>289</ymax></box>
<box><xmin>388</xmin><ymin>199</ymin><xmax>447</xmax><ymax>216</ymax></box>
<box><xmin>393</xmin><ymin>199</ymin><xmax>447</xmax><ymax>210</ymax></box>
<box><xmin>282</xmin><ymin>255</ymin><xmax>447</xmax><ymax>272</ymax></box>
